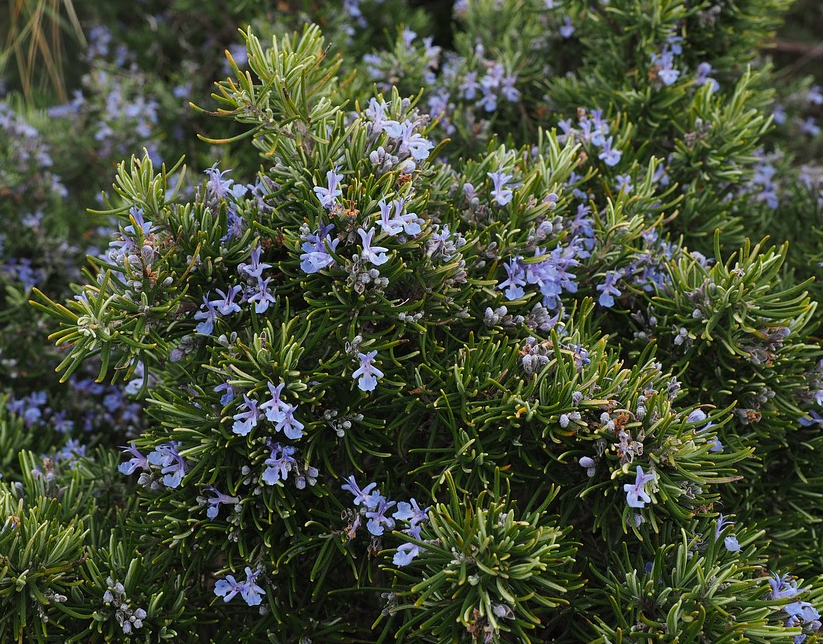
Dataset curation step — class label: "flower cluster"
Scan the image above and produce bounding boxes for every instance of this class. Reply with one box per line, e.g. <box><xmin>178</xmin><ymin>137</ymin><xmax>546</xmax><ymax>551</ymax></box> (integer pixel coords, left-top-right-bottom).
<box><xmin>261</xmin><ymin>440</ymin><xmax>318</xmax><ymax>489</ymax></box>
<box><xmin>231</xmin><ymin>381</ymin><xmax>304</xmax><ymax>440</ymax></box>
<box><xmin>769</xmin><ymin>573</ymin><xmax>822</xmax><ymax>642</ymax></box>
<box><xmin>118</xmin><ymin>441</ymin><xmax>186</xmax><ymax>488</ymax></box>
<box><xmin>341</xmin><ymin>475</ymin><xmax>430</xmax><ymax>566</ymax></box>
<box><xmin>498</xmin><ymin>242</ymin><xmax>583</xmax><ymax>309</ymax></box>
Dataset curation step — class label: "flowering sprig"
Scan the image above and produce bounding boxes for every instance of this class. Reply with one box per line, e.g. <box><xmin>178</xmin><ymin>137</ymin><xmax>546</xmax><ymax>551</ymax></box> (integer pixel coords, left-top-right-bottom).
<box><xmin>341</xmin><ymin>475</ymin><xmax>430</xmax><ymax>565</ymax></box>
<box><xmin>229</xmin><ymin>383</ymin><xmax>304</xmax><ymax>440</ymax></box>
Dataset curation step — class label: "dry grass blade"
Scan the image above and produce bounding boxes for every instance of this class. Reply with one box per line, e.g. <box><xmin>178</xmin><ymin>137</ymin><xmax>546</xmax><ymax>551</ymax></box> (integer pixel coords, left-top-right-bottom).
<box><xmin>2</xmin><ymin>0</ymin><xmax>85</xmax><ymax>102</ymax></box>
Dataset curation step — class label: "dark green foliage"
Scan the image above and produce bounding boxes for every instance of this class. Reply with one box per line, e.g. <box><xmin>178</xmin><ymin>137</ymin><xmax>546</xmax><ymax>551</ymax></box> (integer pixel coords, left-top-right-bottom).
<box><xmin>2</xmin><ymin>0</ymin><xmax>823</xmax><ymax>642</ymax></box>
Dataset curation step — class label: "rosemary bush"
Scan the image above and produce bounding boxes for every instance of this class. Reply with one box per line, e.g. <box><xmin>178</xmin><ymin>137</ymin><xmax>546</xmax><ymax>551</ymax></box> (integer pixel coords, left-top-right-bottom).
<box><xmin>2</xmin><ymin>0</ymin><xmax>823</xmax><ymax>642</ymax></box>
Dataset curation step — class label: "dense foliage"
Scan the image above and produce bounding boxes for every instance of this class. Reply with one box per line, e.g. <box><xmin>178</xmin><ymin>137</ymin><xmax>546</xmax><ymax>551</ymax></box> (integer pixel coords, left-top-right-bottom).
<box><xmin>2</xmin><ymin>0</ymin><xmax>823</xmax><ymax>642</ymax></box>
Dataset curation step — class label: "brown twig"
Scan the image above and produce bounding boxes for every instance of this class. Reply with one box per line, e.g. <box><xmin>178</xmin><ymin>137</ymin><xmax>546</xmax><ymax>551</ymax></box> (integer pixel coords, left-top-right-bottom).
<box><xmin>766</xmin><ymin>38</ymin><xmax>823</xmax><ymax>80</ymax></box>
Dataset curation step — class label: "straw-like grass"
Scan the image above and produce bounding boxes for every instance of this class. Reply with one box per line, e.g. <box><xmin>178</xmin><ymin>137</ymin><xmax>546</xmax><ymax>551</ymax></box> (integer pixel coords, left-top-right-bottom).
<box><xmin>1</xmin><ymin>0</ymin><xmax>85</xmax><ymax>102</ymax></box>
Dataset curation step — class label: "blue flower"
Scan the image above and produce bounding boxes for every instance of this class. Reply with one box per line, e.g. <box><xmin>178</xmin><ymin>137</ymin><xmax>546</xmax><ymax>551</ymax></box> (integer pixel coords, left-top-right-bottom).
<box><xmin>300</xmin><ymin>223</ymin><xmax>339</xmax><ymax>274</ymax></box>
<box><xmin>716</xmin><ymin>516</ymin><xmax>740</xmax><ymax>552</ymax></box>
<box><xmin>353</xmin><ymin>350</ymin><xmax>384</xmax><ymax>392</ymax></box>
<box><xmin>596</xmin><ymin>270</ymin><xmax>622</xmax><ymax>307</ymax></box>
<box><xmin>383</xmin><ymin>120</ymin><xmax>433</xmax><ymax>161</ymax></box>
<box><xmin>524</xmin><ymin>245</ymin><xmax>580</xmax><ymax>309</ymax></box>
<box><xmin>214</xmin><ymin>381</ymin><xmax>235</xmax><ymax>406</ymax></box>
<box><xmin>358</xmin><ymin>227</ymin><xmax>390</xmax><ymax>266</ymax></box>
<box><xmin>695</xmin><ymin>62</ymin><xmax>719</xmax><ymax>92</ymax></box>
<box><xmin>262</xmin><ymin>442</ymin><xmax>297</xmax><ymax>485</ymax></box>
<box><xmin>274</xmin><ymin>403</ymin><xmax>304</xmax><ymax>440</ymax></box>
<box><xmin>214</xmin><ymin>568</ymin><xmax>265</xmax><ymax>606</ymax></box>
<box><xmin>238</xmin><ymin>245</ymin><xmax>271</xmax><ymax>279</ymax></box>
<box><xmin>623</xmin><ymin>465</ymin><xmax>655</xmax><ymax>508</ymax></box>
<box><xmin>232</xmin><ymin>394</ymin><xmax>261</xmax><ymax>436</ymax></box>
<box><xmin>221</xmin><ymin>208</ymin><xmax>246</xmax><ymax>241</ymax></box>
<box><xmin>598</xmin><ymin>136</ymin><xmax>622</xmax><ymax>167</ymax></box>
<box><xmin>239</xmin><ymin>567</ymin><xmax>266</xmax><ymax>606</ymax></box>
<box><xmin>500</xmin><ymin>73</ymin><xmax>520</xmax><ymax>102</ymax></box>
<box><xmin>365</xmin><ymin>495</ymin><xmax>396</xmax><ymax>536</ymax></box>
<box><xmin>55</xmin><ymin>439</ymin><xmax>86</xmax><ymax>468</ymax></box>
<box><xmin>313</xmin><ymin>168</ymin><xmax>343</xmax><ymax>209</ymax></box>
<box><xmin>211</xmin><ymin>285</ymin><xmax>242</xmax><ymax>316</ymax></box>
<box><xmin>364</xmin><ymin>97</ymin><xmax>390</xmax><ymax>134</ymax></box>
<box><xmin>393</xmin><ymin>524</ymin><xmax>425</xmax><ymax>566</ymax></box>
<box><xmin>393</xmin><ymin>541</ymin><xmax>423</xmax><ymax>566</ymax></box>
<box><xmin>498</xmin><ymin>258</ymin><xmax>526</xmax><ymax>300</ymax></box>
<box><xmin>147</xmin><ymin>442</ymin><xmax>186</xmax><ymax>488</ymax></box>
<box><xmin>559</xmin><ymin>16</ymin><xmax>575</xmax><ymax>38</ymax></box>
<box><xmin>205</xmin><ymin>163</ymin><xmax>247</xmax><ymax>200</ymax></box>
<box><xmin>460</xmin><ymin>71</ymin><xmax>480</xmax><ymax>100</ymax></box>
<box><xmin>194</xmin><ymin>295</ymin><xmax>219</xmax><ymax>335</ymax></box>
<box><xmin>392</xmin><ymin>498</ymin><xmax>430</xmax><ymax>526</ymax></box>
<box><xmin>247</xmin><ymin>276</ymin><xmax>276</xmax><ymax>314</ymax></box>
<box><xmin>724</xmin><ymin>536</ymin><xmax>741</xmax><ymax>552</ymax></box>
<box><xmin>652</xmin><ymin>49</ymin><xmax>680</xmax><ymax>86</ymax></box>
<box><xmin>769</xmin><ymin>572</ymin><xmax>803</xmax><ymax>600</ymax></box>
<box><xmin>377</xmin><ymin>199</ymin><xmax>404</xmax><ymax>236</ymax></box>
<box><xmin>214</xmin><ymin>574</ymin><xmax>242</xmax><ymax>602</ymax></box>
<box><xmin>615</xmin><ymin>174</ymin><xmax>633</xmax><ymax>193</ymax></box>
<box><xmin>394</xmin><ymin>197</ymin><xmax>422</xmax><ymax>235</ymax></box>
<box><xmin>800</xmin><ymin>117</ymin><xmax>820</xmax><ymax>138</ymax></box>
<box><xmin>341</xmin><ymin>476</ymin><xmax>378</xmax><ymax>506</ymax></box>
<box><xmin>203</xmin><ymin>485</ymin><xmax>240</xmax><ymax>519</ymax></box>
<box><xmin>260</xmin><ymin>381</ymin><xmax>287</xmax><ymax>422</ymax></box>
<box><xmin>488</xmin><ymin>168</ymin><xmax>514</xmax><ymax>206</ymax></box>
<box><xmin>715</xmin><ymin>514</ymin><xmax>742</xmax><ymax>551</ymax></box>
<box><xmin>785</xmin><ymin>601</ymin><xmax>820</xmax><ymax>626</ymax></box>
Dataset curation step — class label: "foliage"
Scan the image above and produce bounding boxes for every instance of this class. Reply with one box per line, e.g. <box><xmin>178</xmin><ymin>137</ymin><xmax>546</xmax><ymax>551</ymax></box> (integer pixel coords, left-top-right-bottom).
<box><xmin>2</xmin><ymin>0</ymin><xmax>823</xmax><ymax>642</ymax></box>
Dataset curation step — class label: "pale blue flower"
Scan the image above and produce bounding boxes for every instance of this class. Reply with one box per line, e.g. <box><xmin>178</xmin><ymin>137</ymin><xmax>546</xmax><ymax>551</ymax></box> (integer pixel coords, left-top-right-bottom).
<box><xmin>248</xmin><ymin>276</ymin><xmax>276</xmax><ymax>313</ymax></box>
<box><xmin>624</xmin><ymin>465</ymin><xmax>655</xmax><ymax>508</ymax></box>
<box><xmin>598</xmin><ymin>136</ymin><xmax>622</xmax><ymax>167</ymax></box>
<box><xmin>203</xmin><ymin>485</ymin><xmax>240</xmax><ymax>519</ymax></box>
<box><xmin>239</xmin><ymin>568</ymin><xmax>266</xmax><ymax>606</ymax></box>
<box><xmin>341</xmin><ymin>476</ymin><xmax>378</xmax><ymax>506</ymax></box>
<box><xmin>393</xmin><ymin>524</ymin><xmax>425</xmax><ymax>566</ymax></box>
<box><xmin>274</xmin><ymin>403</ymin><xmax>304</xmax><ymax>440</ymax></box>
<box><xmin>260</xmin><ymin>381</ymin><xmax>287</xmax><ymax>423</ymax></box>
<box><xmin>560</xmin><ymin>16</ymin><xmax>575</xmax><ymax>38</ymax></box>
<box><xmin>353</xmin><ymin>350</ymin><xmax>384</xmax><ymax>391</ymax></box>
<box><xmin>232</xmin><ymin>394</ymin><xmax>261</xmax><ymax>436</ymax></box>
<box><xmin>238</xmin><ymin>246</ymin><xmax>271</xmax><ymax>279</ymax></box>
<box><xmin>214</xmin><ymin>575</ymin><xmax>241</xmax><ymax>602</ymax></box>
<box><xmin>377</xmin><ymin>199</ymin><xmax>404</xmax><ymax>236</ymax></box>
<box><xmin>488</xmin><ymin>168</ymin><xmax>514</xmax><ymax>206</ymax></box>
<box><xmin>300</xmin><ymin>223</ymin><xmax>339</xmax><ymax>274</ymax></box>
<box><xmin>366</xmin><ymin>495</ymin><xmax>396</xmax><ymax>536</ymax></box>
<box><xmin>211</xmin><ymin>285</ymin><xmax>242</xmax><ymax>316</ymax></box>
<box><xmin>262</xmin><ymin>442</ymin><xmax>296</xmax><ymax>485</ymax></box>
<box><xmin>358</xmin><ymin>227</ymin><xmax>389</xmax><ymax>266</ymax></box>
<box><xmin>147</xmin><ymin>442</ymin><xmax>186</xmax><ymax>488</ymax></box>
<box><xmin>314</xmin><ymin>168</ymin><xmax>343</xmax><ymax>209</ymax></box>
<box><xmin>392</xmin><ymin>498</ymin><xmax>430</xmax><ymax>525</ymax></box>
<box><xmin>596</xmin><ymin>270</ymin><xmax>622</xmax><ymax>307</ymax></box>
<box><xmin>769</xmin><ymin>572</ymin><xmax>803</xmax><ymax>600</ymax></box>
<box><xmin>118</xmin><ymin>442</ymin><xmax>149</xmax><ymax>475</ymax></box>
<box><xmin>498</xmin><ymin>258</ymin><xmax>526</xmax><ymax>300</ymax></box>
